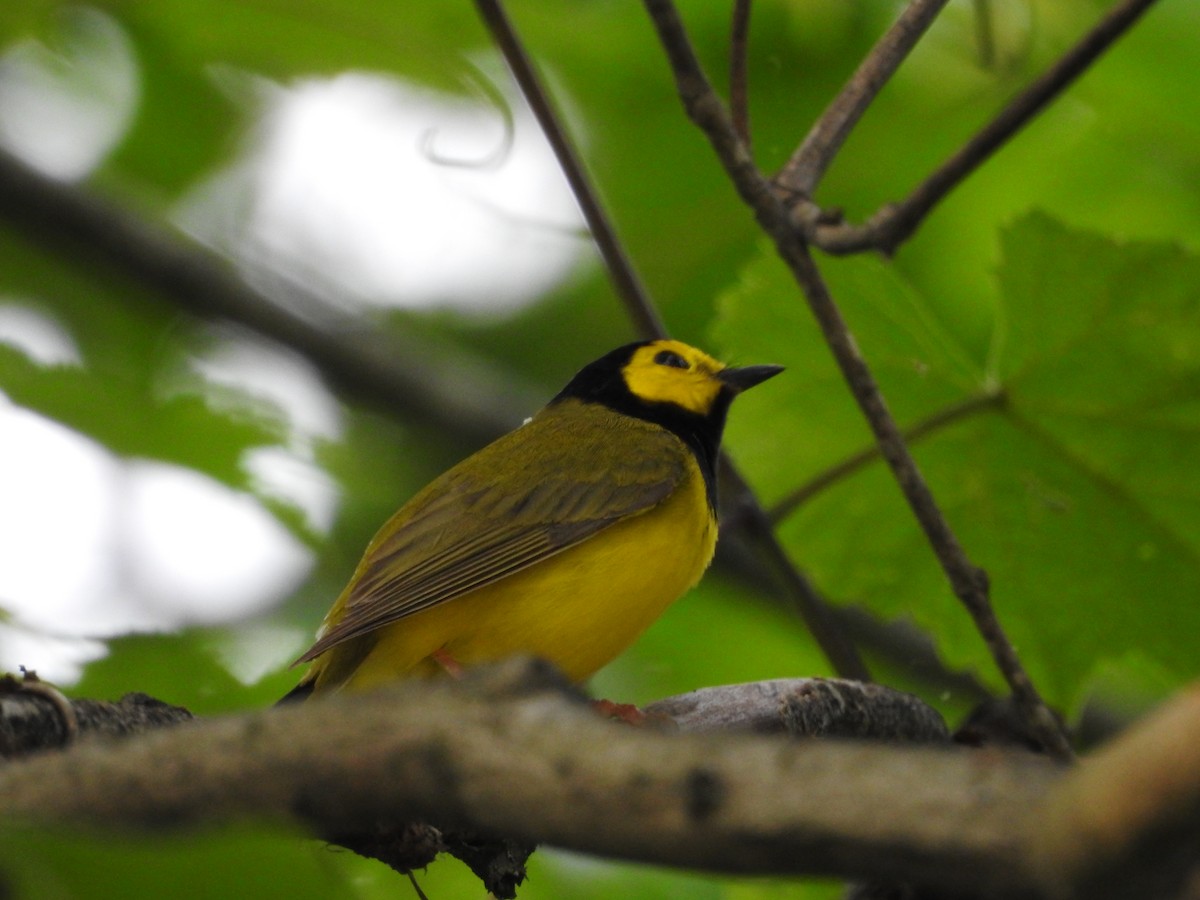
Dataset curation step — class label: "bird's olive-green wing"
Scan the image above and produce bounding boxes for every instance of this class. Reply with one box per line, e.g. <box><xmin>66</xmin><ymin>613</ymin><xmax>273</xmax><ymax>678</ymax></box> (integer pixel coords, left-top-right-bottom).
<box><xmin>297</xmin><ymin>405</ymin><xmax>689</xmax><ymax>661</ymax></box>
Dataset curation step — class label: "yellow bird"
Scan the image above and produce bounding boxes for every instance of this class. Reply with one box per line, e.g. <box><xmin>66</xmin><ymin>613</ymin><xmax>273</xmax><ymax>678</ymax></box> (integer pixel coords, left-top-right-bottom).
<box><xmin>283</xmin><ymin>339</ymin><xmax>781</xmax><ymax>700</ymax></box>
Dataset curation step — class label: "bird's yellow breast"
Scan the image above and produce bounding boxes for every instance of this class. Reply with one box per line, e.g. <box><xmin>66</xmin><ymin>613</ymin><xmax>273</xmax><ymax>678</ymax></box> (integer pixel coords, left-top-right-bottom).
<box><xmin>336</xmin><ymin>458</ymin><xmax>716</xmax><ymax>690</ymax></box>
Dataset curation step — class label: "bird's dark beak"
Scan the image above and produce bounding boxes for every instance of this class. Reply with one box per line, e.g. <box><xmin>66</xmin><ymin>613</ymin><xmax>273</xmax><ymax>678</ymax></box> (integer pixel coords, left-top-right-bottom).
<box><xmin>717</xmin><ymin>364</ymin><xmax>784</xmax><ymax>393</ymax></box>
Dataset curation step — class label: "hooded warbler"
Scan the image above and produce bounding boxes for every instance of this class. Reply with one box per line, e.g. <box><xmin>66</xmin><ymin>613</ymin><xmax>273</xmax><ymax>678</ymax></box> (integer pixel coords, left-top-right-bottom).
<box><xmin>284</xmin><ymin>339</ymin><xmax>781</xmax><ymax>699</ymax></box>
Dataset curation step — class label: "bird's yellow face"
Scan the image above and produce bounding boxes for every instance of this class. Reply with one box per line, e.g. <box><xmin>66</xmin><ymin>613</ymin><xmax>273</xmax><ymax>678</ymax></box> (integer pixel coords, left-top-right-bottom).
<box><xmin>620</xmin><ymin>340</ymin><xmax>727</xmax><ymax>417</ymax></box>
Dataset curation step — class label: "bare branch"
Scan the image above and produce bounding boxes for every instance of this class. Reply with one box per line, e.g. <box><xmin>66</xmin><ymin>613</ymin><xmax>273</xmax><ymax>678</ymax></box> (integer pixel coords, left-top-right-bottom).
<box><xmin>0</xmin><ymin>683</ymin><xmax>192</xmax><ymax>758</ymax></box>
<box><xmin>776</xmin><ymin>0</ymin><xmax>950</xmax><ymax>197</ymax></box>
<box><xmin>474</xmin><ymin>0</ymin><xmax>668</xmax><ymax>340</ymax></box>
<box><xmin>476</xmin><ymin>0</ymin><xmax>867</xmax><ymax>680</ymax></box>
<box><xmin>5</xmin><ymin>662</ymin><xmax>1200</xmax><ymax>897</ymax></box>
<box><xmin>645</xmin><ymin>677</ymin><xmax>948</xmax><ymax>741</ymax></box>
<box><xmin>808</xmin><ymin>0</ymin><xmax>1162</xmax><ymax>255</ymax></box>
<box><xmin>0</xmin><ymin>661</ymin><xmax>1057</xmax><ymax>894</ymax></box>
<box><xmin>730</xmin><ymin>0</ymin><xmax>753</xmax><ymax>149</ymax></box>
<box><xmin>640</xmin><ymin>0</ymin><xmax>1070</xmax><ymax>759</ymax></box>
<box><xmin>1028</xmin><ymin>684</ymin><xmax>1200</xmax><ymax>899</ymax></box>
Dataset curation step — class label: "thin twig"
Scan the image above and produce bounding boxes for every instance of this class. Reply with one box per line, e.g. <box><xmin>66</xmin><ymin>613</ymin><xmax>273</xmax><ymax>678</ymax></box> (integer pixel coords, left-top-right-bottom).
<box><xmin>808</xmin><ymin>0</ymin><xmax>1161</xmax><ymax>255</ymax></box>
<box><xmin>730</xmin><ymin>0</ymin><xmax>753</xmax><ymax>150</ymax></box>
<box><xmin>641</xmin><ymin>0</ymin><xmax>1072</xmax><ymax>759</ymax></box>
<box><xmin>406</xmin><ymin>872</ymin><xmax>431</xmax><ymax>900</ymax></box>
<box><xmin>473</xmin><ymin>0</ymin><xmax>667</xmax><ymax>340</ymax></box>
<box><xmin>775</xmin><ymin>0</ymin><xmax>950</xmax><ymax>198</ymax></box>
<box><xmin>479</xmin><ymin>0</ymin><xmax>868</xmax><ymax>680</ymax></box>
<box><xmin>766</xmin><ymin>389</ymin><xmax>1005</xmax><ymax>524</ymax></box>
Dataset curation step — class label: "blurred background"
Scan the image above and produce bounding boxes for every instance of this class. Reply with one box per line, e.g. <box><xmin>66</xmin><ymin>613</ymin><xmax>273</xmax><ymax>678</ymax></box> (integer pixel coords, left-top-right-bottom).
<box><xmin>0</xmin><ymin>1</ymin><xmax>1197</xmax><ymax>897</ymax></box>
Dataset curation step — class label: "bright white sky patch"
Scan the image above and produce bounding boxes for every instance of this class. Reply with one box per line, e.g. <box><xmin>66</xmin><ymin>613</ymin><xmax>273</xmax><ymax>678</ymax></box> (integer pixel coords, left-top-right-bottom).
<box><xmin>0</xmin><ymin>301</ymin><xmax>82</xmax><ymax>366</ymax></box>
<box><xmin>0</xmin><ymin>7</ymin><xmax>137</xmax><ymax>181</ymax></box>
<box><xmin>0</xmin><ymin>402</ymin><xmax>121</xmax><ymax>633</ymax></box>
<box><xmin>123</xmin><ymin>460</ymin><xmax>312</xmax><ymax>624</ymax></box>
<box><xmin>189</xmin><ymin>329</ymin><xmax>344</xmax><ymax>445</ymax></box>
<box><xmin>181</xmin><ymin>67</ymin><xmax>588</xmax><ymax>314</ymax></box>
<box><xmin>0</xmin><ymin>397</ymin><xmax>317</xmax><ymax>681</ymax></box>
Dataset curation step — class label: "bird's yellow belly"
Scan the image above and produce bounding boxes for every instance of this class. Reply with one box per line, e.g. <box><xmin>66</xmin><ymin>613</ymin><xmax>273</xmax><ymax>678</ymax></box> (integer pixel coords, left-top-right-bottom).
<box><xmin>341</xmin><ymin>472</ymin><xmax>716</xmax><ymax>689</ymax></box>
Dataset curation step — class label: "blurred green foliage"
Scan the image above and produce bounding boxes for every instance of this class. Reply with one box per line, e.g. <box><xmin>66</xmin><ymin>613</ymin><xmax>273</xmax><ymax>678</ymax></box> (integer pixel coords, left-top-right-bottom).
<box><xmin>0</xmin><ymin>0</ymin><xmax>1197</xmax><ymax>897</ymax></box>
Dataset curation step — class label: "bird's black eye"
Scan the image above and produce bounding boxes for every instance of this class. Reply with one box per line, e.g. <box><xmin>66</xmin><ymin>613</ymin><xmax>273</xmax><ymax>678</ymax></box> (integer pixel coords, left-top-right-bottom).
<box><xmin>654</xmin><ymin>350</ymin><xmax>689</xmax><ymax>370</ymax></box>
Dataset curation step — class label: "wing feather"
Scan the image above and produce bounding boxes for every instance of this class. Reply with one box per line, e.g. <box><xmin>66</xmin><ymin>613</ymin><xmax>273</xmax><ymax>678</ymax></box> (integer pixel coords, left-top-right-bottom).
<box><xmin>297</xmin><ymin>404</ymin><xmax>688</xmax><ymax>662</ymax></box>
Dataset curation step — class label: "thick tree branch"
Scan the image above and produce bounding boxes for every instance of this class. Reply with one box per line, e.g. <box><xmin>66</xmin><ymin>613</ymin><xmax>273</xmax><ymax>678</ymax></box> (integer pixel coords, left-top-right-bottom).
<box><xmin>1</xmin><ymin>668</ymin><xmax>944</xmax><ymax>897</ymax></box>
<box><xmin>2</xmin><ymin>663</ymin><xmax>1199</xmax><ymax>897</ymax></box>
<box><xmin>0</xmin><ymin>662</ymin><xmax>1047</xmax><ymax>893</ymax></box>
<box><xmin>1029</xmin><ymin>685</ymin><xmax>1200</xmax><ymax>900</ymax></box>
<box><xmin>805</xmin><ymin>0</ymin><xmax>1162</xmax><ymax>255</ymax></box>
<box><xmin>640</xmin><ymin>0</ymin><xmax>1070</xmax><ymax>759</ymax></box>
<box><xmin>474</xmin><ymin>0</ymin><xmax>667</xmax><ymax>340</ymax></box>
<box><xmin>3</xmin><ymin>670</ymin><xmax>941</xmax><ymax>758</ymax></box>
<box><xmin>645</xmin><ymin>677</ymin><xmax>948</xmax><ymax>741</ymax></box>
<box><xmin>0</xmin><ymin>683</ymin><xmax>192</xmax><ymax>757</ymax></box>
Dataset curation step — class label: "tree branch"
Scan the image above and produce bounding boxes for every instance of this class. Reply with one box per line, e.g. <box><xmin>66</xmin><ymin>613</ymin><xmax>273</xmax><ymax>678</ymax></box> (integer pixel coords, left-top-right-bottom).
<box><xmin>806</xmin><ymin>0</ymin><xmax>1162</xmax><ymax>255</ymax></box>
<box><xmin>2</xmin><ymin>669</ymin><xmax>947</xmax><ymax>759</ymax></box>
<box><xmin>0</xmin><ymin>680</ymin><xmax>192</xmax><ymax>757</ymax></box>
<box><xmin>1029</xmin><ymin>684</ymin><xmax>1200</xmax><ymax>900</ymax></box>
<box><xmin>474</xmin><ymin>0</ymin><xmax>668</xmax><ymax>340</ymax></box>
<box><xmin>775</xmin><ymin>0</ymin><xmax>950</xmax><ymax>197</ymax></box>
<box><xmin>644</xmin><ymin>677</ymin><xmax>948</xmax><ymax>741</ymax></box>
<box><xmin>640</xmin><ymin>0</ymin><xmax>1071</xmax><ymax>759</ymax></box>
<box><xmin>3</xmin><ymin>662</ymin><xmax>1200</xmax><ymax>897</ymax></box>
<box><xmin>0</xmin><ymin>661</ymin><xmax>1048</xmax><ymax>893</ymax></box>
<box><xmin>729</xmin><ymin>0</ymin><xmax>753</xmax><ymax>149</ymax></box>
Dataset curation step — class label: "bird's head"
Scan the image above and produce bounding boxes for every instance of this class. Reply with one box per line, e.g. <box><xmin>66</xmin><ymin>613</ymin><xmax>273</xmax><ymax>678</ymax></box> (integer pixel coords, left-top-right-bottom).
<box><xmin>555</xmin><ymin>339</ymin><xmax>782</xmax><ymax>421</ymax></box>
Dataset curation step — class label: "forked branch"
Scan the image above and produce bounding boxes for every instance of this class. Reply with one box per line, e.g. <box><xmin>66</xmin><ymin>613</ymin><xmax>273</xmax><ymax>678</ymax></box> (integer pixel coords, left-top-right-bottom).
<box><xmin>804</xmin><ymin>0</ymin><xmax>1162</xmax><ymax>255</ymax></box>
<box><xmin>640</xmin><ymin>0</ymin><xmax>1071</xmax><ymax>759</ymax></box>
<box><xmin>775</xmin><ymin>0</ymin><xmax>950</xmax><ymax>197</ymax></box>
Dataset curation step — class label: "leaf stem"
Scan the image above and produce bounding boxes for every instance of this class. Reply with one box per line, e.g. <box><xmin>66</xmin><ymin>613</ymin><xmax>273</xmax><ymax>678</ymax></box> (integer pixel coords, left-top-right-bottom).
<box><xmin>767</xmin><ymin>389</ymin><xmax>1006</xmax><ymax>524</ymax></box>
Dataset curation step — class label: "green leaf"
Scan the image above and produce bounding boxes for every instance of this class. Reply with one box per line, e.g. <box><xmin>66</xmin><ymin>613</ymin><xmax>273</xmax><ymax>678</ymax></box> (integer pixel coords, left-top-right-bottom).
<box><xmin>0</xmin><ymin>822</ymin><xmax>355</xmax><ymax>900</ymax></box>
<box><xmin>714</xmin><ymin>214</ymin><xmax>1200</xmax><ymax>709</ymax></box>
<box><xmin>74</xmin><ymin>630</ymin><xmax>275</xmax><ymax>715</ymax></box>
